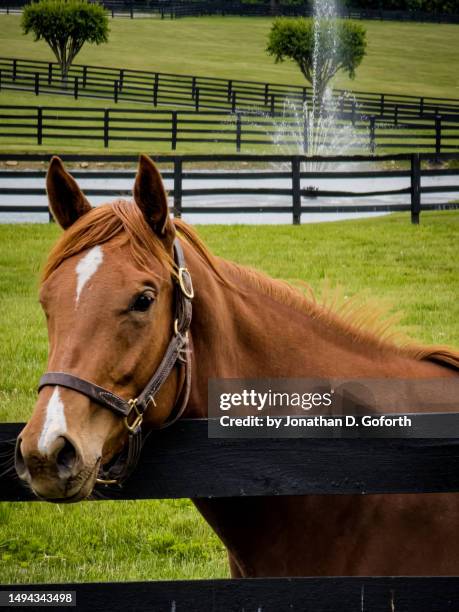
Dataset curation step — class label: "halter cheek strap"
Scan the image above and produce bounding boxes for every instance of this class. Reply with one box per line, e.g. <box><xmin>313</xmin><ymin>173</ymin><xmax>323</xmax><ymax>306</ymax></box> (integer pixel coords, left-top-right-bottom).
<box><xmin>37</xmin><ymin>239</ymin><xmax>193</xmax><ymax>486</ymax></box>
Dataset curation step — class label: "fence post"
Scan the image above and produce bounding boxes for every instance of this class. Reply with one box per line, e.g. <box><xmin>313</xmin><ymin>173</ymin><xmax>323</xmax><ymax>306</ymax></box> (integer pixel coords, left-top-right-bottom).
<box><xmin>171</xmin><ymin>111</ymin><xmax>178</xmax><ymax>150</ymax></box>
<box><xmin>227</xmin><ymin>80</ymin><xmax>232</xmax><ymax>102</ymax></box>
<box><xmin>191</xmin><ymin>76</ymin><xmax>196</xmax><ymax>99</ymax></box>
<box><xmin>369</xmin><ymin>116</ymin><xmax>376</xmax><ymax>154</ymax></box>
<box><xmin>74</xmin><ymin>76</ymin><xmax>79</xmax><ymax>100</ymax></box>
<box><xmin>264</xmin><ymin>83</ymin><xmax>269</xmax><ymax>106</ymax></box>
<box><xmin>37</xmin><ymin>107</ymin><xmax>43</xmax><ymax>145</ymax></box>
<box><xmin>236</xmin><ymin>113</ymin><xmax>242</xmax><ymax>152</ymax></box>
<box><xmin>103</xmin><ymin>109</ymin><xmax>110</xmax><ymax>148</ymax></box>
<box><xmin>114</xmin><ymin>80</ymin><xmax>119</xmax><ymax>103</ymax></box>
<box><xmin>351</xmin><ymin>100</ymin><xmax>356</xmax><ymax>126</ymax></box>
<box><xmin>410</xmin><ymin>153</ymin><xmax>421</xmax><ymax>225</ymax></box>
<box><xmin>420</xmin><ymin>96</ymin><xmax>424</xmax><ymax>117</ymax></box>
<box><xmin>291</xmin><ymin>156</ymin><xmax>301</xmax><ymax>225</ymax></box>
<box><xmin>435</xmin><ymin>115</ymin><xmax>442</xmax><ymax>162</ymax></box>
<box><xmin>130</xmin><ymin>5</ymin><xmax>133</xmax><ymax>18</ymax></box>
<box><xmin>0</xmin><ymin>70</ymin><xmax>2</xmax><ymax>92</ymax></box>
<box><xmin>173</xmin><ymin>158</ymin><xmax>183</xmax><ymax>218</ymax></box>
<box><xmin>231</xmin><ymin>91</ymin><xmax>237</xmax><ymax>113</ymax></box>
<box><xmin>12</xmin><ymin>58</ymin><xmax>16</xmax><ymax>82</ymax></box>
<box><xmin>394</xmin><ymin>104</ymin><xmax>398</xmax><ymax>127</ymax></box>
<box><xmin>48</xmin><ymin>63</ymin><xmax>53</xmax><ymax>86</ymax></box>
<box><xmin>34</xmin><ymin>73</ymin><xmax>40</xmax><ymax>96</ymax></box>
<box><xmin>153</xmin><ymin>74</ymin><xmax>159</xmax><ymax>107</ymax></box>
<box><xmin>195</xmin><ymin>88</ymin><xmax>200</xmax><ymax>112</ymax></box>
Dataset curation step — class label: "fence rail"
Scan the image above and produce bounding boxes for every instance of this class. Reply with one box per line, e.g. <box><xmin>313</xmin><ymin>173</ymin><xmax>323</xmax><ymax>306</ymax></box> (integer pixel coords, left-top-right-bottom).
<box><xmin>1</xmin><ymin>420</ymin><xmax>459</xmax><ymax>610</ymax></box>
<box><xmin>1</xmin><ymin>0</ymin><xmax>459</xmax><ymax>23</ymax></box>
<box><xmin>1</xmin><ymin>57</ymin><xmax>458</xmax><ymax>123</ymax></box>
<box><xmin>1</xmin><ymin>104</ymin><xmax>459</xmax><ymax>155</ymax></box>
<box><xmin>1</xmin><ymin>152</ymin><xmax>458</xmax><ymax>225</ymax></box>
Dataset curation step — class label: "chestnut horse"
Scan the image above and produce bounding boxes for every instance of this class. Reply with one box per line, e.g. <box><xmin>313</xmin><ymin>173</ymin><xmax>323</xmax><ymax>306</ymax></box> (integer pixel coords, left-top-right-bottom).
<box><xmin>16</xmin><ymin>155</ymin><xmax>459</xmax><ymax>577</ymax></box>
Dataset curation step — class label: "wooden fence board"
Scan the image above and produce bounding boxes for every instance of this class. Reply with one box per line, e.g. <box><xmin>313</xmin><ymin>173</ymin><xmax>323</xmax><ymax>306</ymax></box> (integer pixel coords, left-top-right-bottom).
<box><xmin>2</xmin><ymin>421</ymin><xmax>459</xmax><ymax>502</ymax></box>
<box><xmin>0</xmin><ymin>576</ymin><xmax>458</xmax><ymax>611</ymax></box>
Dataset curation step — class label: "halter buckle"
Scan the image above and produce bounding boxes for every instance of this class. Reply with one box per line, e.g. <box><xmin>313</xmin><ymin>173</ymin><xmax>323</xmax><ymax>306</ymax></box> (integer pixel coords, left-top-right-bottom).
<box><xmin>178</xmin><ymin>267</ymin><xmax>194</xmax><ymax>299</ymax></box>
<box><xmin>124</xmin><ymin>398</ymin><xmax>143</xmax><ymax>434</ymax></box>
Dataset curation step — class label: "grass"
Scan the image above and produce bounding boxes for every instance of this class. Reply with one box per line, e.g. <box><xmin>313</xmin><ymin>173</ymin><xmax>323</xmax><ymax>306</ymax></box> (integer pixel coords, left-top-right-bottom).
<box><xmin>0</xmin><ymin>211</ymin><xmax>458</xmax><ymax>584</ymax></box>
<box><xmin>0</xmin><ymin>16</ymin><xmax>458</xmax><ymax>98</ymax></box>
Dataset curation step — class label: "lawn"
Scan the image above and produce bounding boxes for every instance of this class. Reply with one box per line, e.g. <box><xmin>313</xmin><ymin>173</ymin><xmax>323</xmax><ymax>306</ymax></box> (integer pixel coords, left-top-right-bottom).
<box><xmin>0</xmin><ymin>211</ymin><xmax>458</xmax><ymax>583</ymax></box>
<box><xmin>0</xmin><ymin>16</ymin><xmax>457</xmax><ymax>99</ymax></box>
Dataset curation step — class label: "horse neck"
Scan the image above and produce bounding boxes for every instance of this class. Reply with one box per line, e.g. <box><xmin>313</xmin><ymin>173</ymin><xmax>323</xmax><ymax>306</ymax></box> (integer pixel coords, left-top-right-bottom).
<box><xmin>182</xmin><ymin>246</ymin><xmax>456</xmax><ymax>417</ymax></box>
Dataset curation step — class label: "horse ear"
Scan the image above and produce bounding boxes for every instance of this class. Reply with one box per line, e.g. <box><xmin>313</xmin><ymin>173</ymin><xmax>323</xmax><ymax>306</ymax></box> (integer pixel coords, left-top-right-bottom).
<box><xmin>133</xmin><ymin>155</ymin><xmax>174</xmax><ymax>245</ymax></box>
<box><xmin>46</xmin><ymin>156</ymin><xmax>91</xmax><ymax>229</ymax></box>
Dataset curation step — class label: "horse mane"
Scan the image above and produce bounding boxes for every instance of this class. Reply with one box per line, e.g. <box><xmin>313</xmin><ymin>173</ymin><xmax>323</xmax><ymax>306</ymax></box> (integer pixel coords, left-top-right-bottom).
<box><xmin>42</xmin><ymin>200</ymin><xmax>459</xmax><ymax>371</ymax></box>
<box><xmin>175</xmin><ymin>220</ymin><xmax>459</xmax><ymax>371</ymax></box>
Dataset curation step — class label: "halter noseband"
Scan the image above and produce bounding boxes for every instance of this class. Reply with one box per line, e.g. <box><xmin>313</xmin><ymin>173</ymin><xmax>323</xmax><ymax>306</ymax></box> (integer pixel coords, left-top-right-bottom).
<box><xmin>37</xmin><ymin>239</ymin><xmax>194</xmax><ymax>487</ymax></box>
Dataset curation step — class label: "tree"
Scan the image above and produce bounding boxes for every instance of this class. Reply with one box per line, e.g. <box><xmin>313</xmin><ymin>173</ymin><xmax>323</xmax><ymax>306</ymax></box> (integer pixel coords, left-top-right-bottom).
<box><xmin>267</xmin><ymin>18</ymin><xmax>367</xmax><ymax>108</ymax></box>
<box><xmin>22</xmin><ymin>0</ymin><xmax>109</xmax><ymax>84</ymax></box>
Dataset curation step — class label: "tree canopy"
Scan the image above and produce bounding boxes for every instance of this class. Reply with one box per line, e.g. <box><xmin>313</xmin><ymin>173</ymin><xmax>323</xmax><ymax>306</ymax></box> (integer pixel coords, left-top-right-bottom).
<box><xmin>22</xmin><ymin>0</ymin><xmax>109</xmax><ymax>82</ymax></box>
<box><xmin>267</xmin><ymin>18</ymin><xmax>367</xmax><ymax>105</ymax></box>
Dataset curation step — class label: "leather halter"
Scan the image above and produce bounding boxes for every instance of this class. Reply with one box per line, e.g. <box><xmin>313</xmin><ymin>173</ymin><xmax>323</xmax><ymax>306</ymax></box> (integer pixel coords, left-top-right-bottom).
<box><xmin>38</xmin><ymin>239</ymin><xmax>194</xmax><ymax>487</ymax></box>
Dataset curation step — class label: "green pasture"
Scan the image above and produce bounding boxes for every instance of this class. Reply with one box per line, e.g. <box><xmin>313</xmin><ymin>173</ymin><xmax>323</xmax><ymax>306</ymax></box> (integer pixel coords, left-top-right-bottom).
<box><xmin>0</xmin><ymin>211</ymin><xmax>458</xmax><ymax>583</ymax></box>
<box><xmin>0</xmin><ymin>15</ymin><xmax>458</xmax><ymax>98</ymax></box>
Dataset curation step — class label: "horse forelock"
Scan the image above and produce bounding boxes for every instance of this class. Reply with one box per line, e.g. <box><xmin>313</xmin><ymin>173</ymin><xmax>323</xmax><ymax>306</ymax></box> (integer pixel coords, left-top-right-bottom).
<box><xmin>42</xmin><ymin>199</ymin><xmax>176</xmax><ymax>284</ymax></box>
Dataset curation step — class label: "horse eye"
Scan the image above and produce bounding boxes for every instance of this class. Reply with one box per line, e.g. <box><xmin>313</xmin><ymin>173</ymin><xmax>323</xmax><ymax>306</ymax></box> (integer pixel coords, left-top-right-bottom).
<box><xmin>131</xmin><ymin>293</ymin><xmax>155</xmax><ymax>312</ymax></box>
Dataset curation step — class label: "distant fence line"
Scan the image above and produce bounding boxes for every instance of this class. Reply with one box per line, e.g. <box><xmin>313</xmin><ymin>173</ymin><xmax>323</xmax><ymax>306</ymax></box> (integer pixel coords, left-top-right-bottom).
<box><xmin>1</xmin><ymin>0</ymin><xmax>458</xmax><ymax>23</ymax></box>
<box><xmin>1</xmin><ymin>104</ymin><xmax>458</xmax><ymax>155</ymax></box>
<box><xmin>1</xmin><ymin>57</ymin><xmax>459</xmax><ymax>124</ymax></box>
<box><xmin>1</xmin><ymin>152</ymin><xmax>458</xmax><ymax>226</ymax></box>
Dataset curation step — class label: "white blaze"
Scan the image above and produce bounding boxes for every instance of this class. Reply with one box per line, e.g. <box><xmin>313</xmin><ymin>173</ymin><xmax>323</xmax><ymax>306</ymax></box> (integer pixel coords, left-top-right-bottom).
<box><xmin>38</xmin><ymin>387</ymin><xmax>67</xmax><ymax>454</ymax></box>
<box><xmin>75</xmin><ymin>245</ymin><xmax>104</xmax><ymax>303</ymax></box>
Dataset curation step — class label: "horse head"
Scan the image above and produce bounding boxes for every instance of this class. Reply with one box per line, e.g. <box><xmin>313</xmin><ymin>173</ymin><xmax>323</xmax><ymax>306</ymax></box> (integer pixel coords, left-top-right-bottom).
<box><xmin>15</xmin><ymin>155</ymin><xmax>191</xmax><ymax>501</ymax></box>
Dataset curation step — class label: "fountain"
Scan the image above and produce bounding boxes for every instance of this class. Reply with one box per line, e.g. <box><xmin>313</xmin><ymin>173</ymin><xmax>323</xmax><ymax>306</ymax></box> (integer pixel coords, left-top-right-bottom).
<box><xmin>268</xmin><ymin>0</ymin><xmax>368</xmax><ymax>168</ymax></box>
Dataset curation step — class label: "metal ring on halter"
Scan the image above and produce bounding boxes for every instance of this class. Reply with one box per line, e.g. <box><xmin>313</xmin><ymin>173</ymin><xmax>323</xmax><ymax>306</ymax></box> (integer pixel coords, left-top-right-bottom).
<box><xmin>178</xmin><ymin>267</ymin><xmax>194</xmax><ymax>299</ymax></box>
<box><xmin>95</xmin><ymin>476</ymin><xmax>119</xmax><ymax>485</ymax></box>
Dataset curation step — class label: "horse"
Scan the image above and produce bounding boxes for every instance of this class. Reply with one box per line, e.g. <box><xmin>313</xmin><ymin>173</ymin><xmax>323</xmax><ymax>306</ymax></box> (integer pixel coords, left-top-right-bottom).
<box><xmin>15</xmin><ymin>154</ymin><xmax>459</xmax><ymax>577</ymax></box>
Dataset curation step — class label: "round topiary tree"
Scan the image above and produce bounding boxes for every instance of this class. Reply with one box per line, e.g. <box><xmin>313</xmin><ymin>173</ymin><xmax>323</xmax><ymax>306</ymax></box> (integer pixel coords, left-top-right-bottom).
<box><xmin>22</xmin><ymin>0</ymin><xmax>109</xmax><ymax>85</ymax></box>
<box><xmin>267</xmin><ymin>17</ymin><xmax>367</xmax><ymax>108</ymax></box>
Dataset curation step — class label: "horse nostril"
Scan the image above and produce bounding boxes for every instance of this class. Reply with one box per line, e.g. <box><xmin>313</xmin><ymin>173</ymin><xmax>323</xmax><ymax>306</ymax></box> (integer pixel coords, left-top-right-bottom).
<box><xmin>56</xmin><ymin>438</ymin><xmax>78</xmax><ymax>473</ymax></box>
<box><xmin>15</xmin><ymin>438</ymin><xmax>28</xmax><ymax>479</ymax></box>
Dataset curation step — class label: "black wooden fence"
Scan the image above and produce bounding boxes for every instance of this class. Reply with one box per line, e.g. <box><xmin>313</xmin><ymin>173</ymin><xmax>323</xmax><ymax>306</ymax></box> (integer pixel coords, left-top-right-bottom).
<box><xmin>2</xmin><ymin>56</ymin><xmax>458</xmax><ymax>123</ymax></box>
<box><xmin>1</xmin><ymin>105</ymin><xmax>459</xmax><ymax>155</ymax></box>
<box><xmin>1</xmin><ymin>152</ymin><xmax>458</xmax><ymax>225</ymax></box>
<box><xmin>1</xmin><ymin>420</ymin><xmax>459</xmax><ymax>610</ymax></box>
<box><xmin>1</xmin><ymin>0</ymin><xmax>459</xmax><ymax>23</ymax></box>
